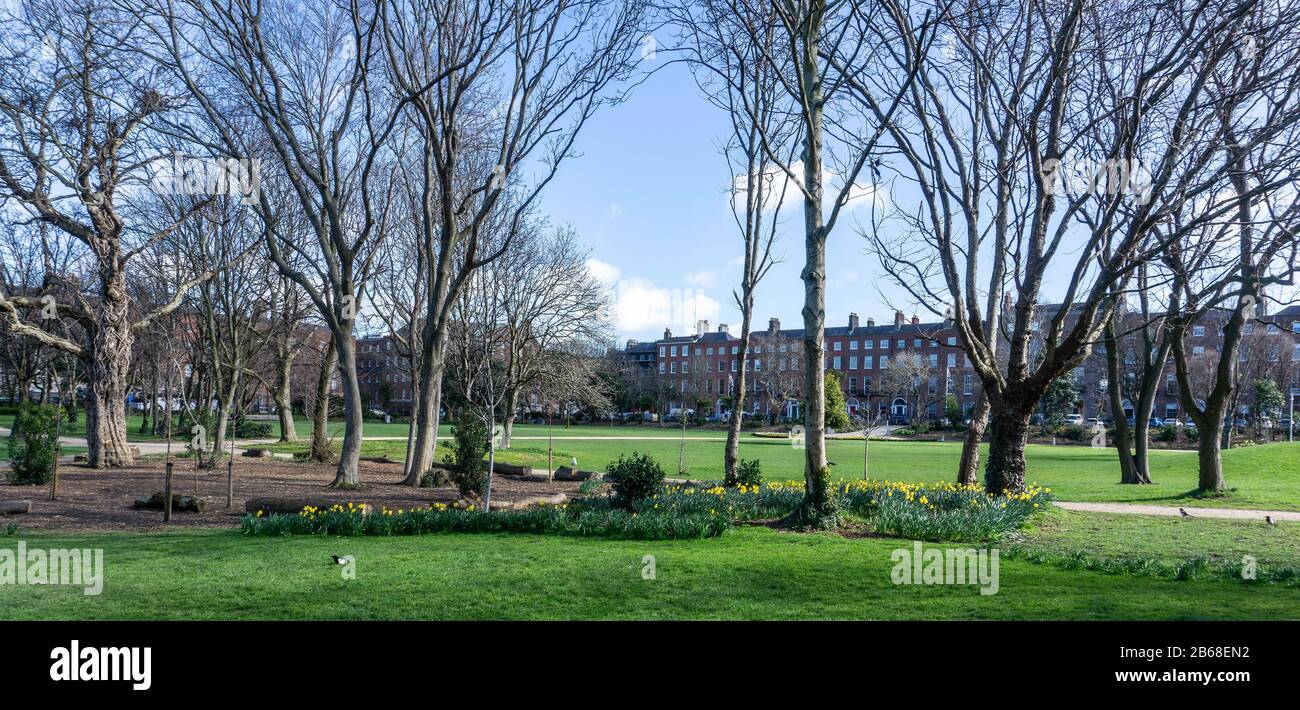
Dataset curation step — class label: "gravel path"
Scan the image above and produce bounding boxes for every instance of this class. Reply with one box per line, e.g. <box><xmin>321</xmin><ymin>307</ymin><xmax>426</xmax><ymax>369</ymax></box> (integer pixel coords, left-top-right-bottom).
<box><xmin>1056</xmin><ymin>501</ymin><xmax>1300</xmax><ymax>522</ymax></box>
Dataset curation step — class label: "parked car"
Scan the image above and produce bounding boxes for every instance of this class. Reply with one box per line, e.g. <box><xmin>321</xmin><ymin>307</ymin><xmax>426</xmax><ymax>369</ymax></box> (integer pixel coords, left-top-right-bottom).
<box><xmin>1064</xmin><ymin>414</ymin><xmax>1084</xmax><ymax>426</ymax></box>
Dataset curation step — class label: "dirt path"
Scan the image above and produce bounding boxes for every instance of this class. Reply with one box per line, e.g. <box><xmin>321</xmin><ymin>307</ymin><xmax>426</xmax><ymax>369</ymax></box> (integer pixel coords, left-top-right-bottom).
<box><xmin>1056</xmin><ymin>501</ymin><xmax>1300</xmax><ymax>522</ymax></box>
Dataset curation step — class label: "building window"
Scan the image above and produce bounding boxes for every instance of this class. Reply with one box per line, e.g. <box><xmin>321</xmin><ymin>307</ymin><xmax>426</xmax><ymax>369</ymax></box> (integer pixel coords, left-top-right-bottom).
<box><xmin>928</xmin><ymin>354</ymin><xmax>938</xmax><ymax>367</ymax></box>
<box><xmin>946</xmin><ymin>337</ymin><xmax>956</xmax><ymax>346</ymax></box>
<box><xmin>682</xmin><ymin>345</ymin><xmax>689</xmax><ymax>356</ymax></box>
<box><xmin>682</xmin><ymin>362</ymin><xmax>689</xmax><ymax>373</ymax></box>
<box><xmin>670</xmin><ymin>345</ymin><xmax>678</xmax><ymax>357</ymax></box>
<box><xmin>864</xmin><ymin>340</ymin><xmax>873</xmax><ymax>349</ymax></box>
<box><xmin>880</xmin><ymin>355</ymin><xmax>889</xmax><ymax>369</ymax></box>
<box><xmin>670</xmin><ymin>363</ymin><xmax>677</xmax><ymax>374</ymax></box>
<box><xmin>832</xmin><ymin>356</ymin><xmax>842</xmax><ymax>370</ymax></box>
<box><xmin>914</xmin><ymin>339</ymin><xmax>922</xmax><ymax>348</ymax></box>
<box><xmin>947</xmin><ymin>353</ymin><xmax>956</xmax><ymax>368</ymax></box>
<box><xmin>863</xmin><ymin>356</ymin><xmax>873</xmax><ymax>369</ymax></box>
<box><xmin>731</xmin><ymin>361</ymin><xmax>738</xmax><ymax>372</ymax></box>
<box><xmin>731</xmin><ymin>346</ymin><xmax>738</xmax><ymax>355</ymax></box>
<box><xmin>963</xmin><ymin>375</ymin><xmax>973</xmax><ymax>395</ymax></box>
<box><xmin>833</xmin><ymin>341</ymin><xmax>842</xmax><ymax>351</ymax></box>
<box><xmin>754</xmin><ymin>360</ymin><xmax>762</xmax><ymax>371</ymax></box>
<box><xmin>659</xmin><ymin>347</ymin><xmax>665</xmax><ymax>357</ymax></box>
<box><xmin>849</xmin><ymin>377</ymin><xmax>857</xmax><ymax>394</ymax></box>
<box><xmin>1193</xmin><ymin>345</ymin><xmax>1205</xmax><ymax>357</ymax></box>
<box><xmin>850</xmin><ymin>340</ymin><xmax>858</xmax><ymax>350</ymax></box>
<box><xmin>880</xmin><ymin>339</ymin><xmax>888</xmax><ymax>349</ymax></box>
<box><xmin>849</xmin><ymin>356</ymin><xmax>858</xmax><ymax>369</ymax></box>
<box><xmin>658</xmin><ymin>363</ymin><xmax>665</xmax><ymax>374</ymax></box>
<box><xmin>1192</xmin><ymin>325</ymin><xmax>1205</xmax><ymax>337</ymax></box>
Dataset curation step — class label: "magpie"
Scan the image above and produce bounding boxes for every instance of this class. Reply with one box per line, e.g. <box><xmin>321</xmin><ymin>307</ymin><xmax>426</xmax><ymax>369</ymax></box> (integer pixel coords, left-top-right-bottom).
<box><xmin>331</xmin><ymin>555</ymin><xmax>349</xmax><ymax>565</ymax></box>
<box><xmin>1266</xmin><ymin>515</ymin><xmax>1276</xmax><ymax>526</ymax></box>
<box><xmin>1179</xmin><ymin>508</ymin><xmax>1191</xmax><ymax>518</ymax></box>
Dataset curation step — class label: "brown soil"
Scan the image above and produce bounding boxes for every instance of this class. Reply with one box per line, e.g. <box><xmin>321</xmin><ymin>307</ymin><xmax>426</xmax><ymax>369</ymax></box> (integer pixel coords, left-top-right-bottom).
<box><xmin>0</xmin><ymin>458</ymin><xmax>581</xmax><ymax>532</ymax></box>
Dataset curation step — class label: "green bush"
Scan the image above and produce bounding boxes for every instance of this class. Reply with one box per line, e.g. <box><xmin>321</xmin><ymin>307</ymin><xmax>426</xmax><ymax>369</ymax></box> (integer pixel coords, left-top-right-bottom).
<box><xmin>448</xmin><ymin>409</ymin><xmax>489</xmax><ymax>496</ymax></box>
<box><xmin>891</xmin><ymin>427</ymin><xmax>915</xmax><ymax>437</ymax></box>
<box><xmin>7</xmin><ymin>403</ymin><xmax>62</xmax><ymax>485</ymax></box>
<box><xmin>1154</xmin><ymin>424</ymin><xmax>1178</xmax><ymax>443</ymax></box>
<box><xmin>1055</xmin><ymin>424</ymin><xmax>1088</xmax><ymax>442</ymax></box>
<box><xmin>233</xmin><ymin>417</ymin><xmax>273</xmax><ymax>438</ymax></box>
<box><xmin>724</xmin><ymin>458</ymin><xmax>762</xmax><ymax>488</ymax></box>
<box><xmin>419</xmin><ymin>468</ymin><xmax>452</xmax><ymax>488</ymax></box>
<box><xmin>605</xmin><ymin>452</ymin><xmax>665</xmax><ymax>511</ymax></box>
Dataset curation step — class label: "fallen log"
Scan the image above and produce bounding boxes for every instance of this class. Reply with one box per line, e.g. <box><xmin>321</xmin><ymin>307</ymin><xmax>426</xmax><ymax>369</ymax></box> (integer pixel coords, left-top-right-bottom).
<box><xmin>0</xmin><ymin>500</ymin><xmax>32</xmax><ymax>514</ymax></box>
<box><xmin>488</xmin><ymin>492</ymin><xmax>568</xmax><ymax>511</ymax></box>
<box><xmin>553</xmin><ymin>466</ymin><xmax>602</xmax><ymax>482</ymax></box>
<box><xmin>241</xmin><ymin>448</ymin><xmax>272</xmax><ymax>458</ymax></box>
<box><xmin>361</xmin><ymin>455</ymin><xmax>401</xmax><ymax>464</ymax></box>
<box><xmin>491</xmin><ymin>460</ymin><xmax>533</xmax><ymax>477</ymax></box>
<box><xmin>133</xmin><ymin>492</ymin><xmax>206</xmax><ymax>513</ymax></box>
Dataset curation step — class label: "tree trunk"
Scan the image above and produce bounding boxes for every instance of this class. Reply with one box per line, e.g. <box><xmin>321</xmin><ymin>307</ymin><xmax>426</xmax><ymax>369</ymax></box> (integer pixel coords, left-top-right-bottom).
<box><xmin>210</xmin><ymin>370</ymin><xmax>239</xmax><ymax>465</ymax></box>
<box><xmin>140</xmin><ymin>365</ymin><xmax>157</xmax><ymax>434</ymax></box>
<box><xmin>1104</xmin><ymin>321</ymin><xmax>1146</xmax><ymax>483</ymax></box>
<box><xmin>331</xmin><ymin>336</ymin><xmax>363</xmax><ymax>488</ymax></box>
<box><xmin>308</xmin><ymin>340</ymin><xmax>336</xmax><ymax>463</ymax></box>
<box><xmin>85</xmin><ymin>281</ymin><xmax>134</xmax><ymax>468</ymax></box>
<box><xmin>274</xmin><ymin>354</ymin><xmax>296</xmax><ymax>442</ymax></box>
<box><xmin>501</xmin><ymin>389</ymin><xmax>518</xmax><ymax>449</ymax></box>
<box><xmin>1197</xmin><ymin>418</ymin><xmax>1225</xmax><ymax>492</ymax></box>
<box><xmin>725</xmin><ymin>321</ymin><xmax>752</xmax><ymax>483</ymax></box>
<box><xmin>984</xmin><ymin>402</ymin><xmax>1030</xmax><ymax>495</ymax></box>
<box><xmin>404</xmin><ymin>340</ymin><xmax>445</xmax><ymax>485</ymax></box>
<box><xmin>956</xmin><ymin>394</ymin><xmax>988</xmax><ymax>485</ymax></box>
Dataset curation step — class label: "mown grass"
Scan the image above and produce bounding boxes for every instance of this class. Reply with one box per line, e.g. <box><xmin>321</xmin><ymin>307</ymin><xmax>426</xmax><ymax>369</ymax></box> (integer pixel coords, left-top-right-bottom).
<box><xmin>4</xmin><ymin>525</ymin><xmax>1299</xmax><ymax>620</ymax></box>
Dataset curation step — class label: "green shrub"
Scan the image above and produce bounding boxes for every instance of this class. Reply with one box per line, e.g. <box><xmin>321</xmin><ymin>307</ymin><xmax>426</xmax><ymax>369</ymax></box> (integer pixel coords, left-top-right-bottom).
<box><xmin>233</xmin><ymin>417</ymin><xmax>273</xmax><ymax>438</ymax></box>
<box><xmin>1055</xmin><ymin>424</ymin><xmax>1088</xmax><ymax>441</ymax></box>
<box><xmin>7</xmin><ymin>403</ymin><xmax>62</xmax><ymax>485</ymax></box>
<box><xmin>891</xmin><ymin>427</ymin><xmax>915</xmax><ymax>437</ymax></box>
<box><xmin>605</xmin><ymin>452</ymin><xmax>665</xmax><ymax>511</ymax></box>
<box><xmin>724</xmin><ymin>458</ymin><xmax>762</xmax><ymax>488</ymax></box>
<box><xmin>448</xmin><ymin>409</ymin><xmax>489</xmax><ymax>496</ymax></box>
<box><xmin>1154</xmin><ymin>424</ymin><xmax>1178</xmax><ymax>443</ymax></box>
<box><xmin>419</xmin><ymin>468</ymin><xmax>452</xmax><ymax>488</ymax></box>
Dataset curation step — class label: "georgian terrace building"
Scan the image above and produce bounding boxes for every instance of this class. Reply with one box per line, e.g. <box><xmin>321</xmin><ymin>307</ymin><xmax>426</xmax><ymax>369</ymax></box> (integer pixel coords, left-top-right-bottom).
<box><xmin>641</xmin><ymin>311</ymin><xmax>981</xmax><ymax>423</ymax></box>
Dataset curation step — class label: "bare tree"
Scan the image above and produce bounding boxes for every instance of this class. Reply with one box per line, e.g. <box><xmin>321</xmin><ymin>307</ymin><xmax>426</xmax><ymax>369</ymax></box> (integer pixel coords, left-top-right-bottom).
<box><xmin>867</xmin><ymin>0</ymin><xmax>1300</xmax><ymax>494</ymax></box>
<box><xmin>0</xmin><ymin>0</ymin><xmax>232</xmax><ymax>467</ymax></box>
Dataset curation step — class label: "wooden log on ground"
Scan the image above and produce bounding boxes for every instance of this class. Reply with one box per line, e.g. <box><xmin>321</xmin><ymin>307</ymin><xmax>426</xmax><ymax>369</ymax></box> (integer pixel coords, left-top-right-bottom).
<box><xmin>487</xmin><ymin>492</ymin><xmax>568</xmax><ymax>511</ymax></box>
<box><xmin>244</xmin><ymin>497</ymin><xmax>370</xmax><ymax>515</ymax></box>
<box><xmin>553</xmin><ymin>466</ymin><xmax>602</xmax><ymax>482</ymax></box>
<box><xmin>0</xmin><ymin>500</ymin><xmax>32</xmax><ymax>514</ymax></box>
<box><xmin>361</xmin><ymin>455</ymin><xmax>401</xmax><ymax>464</ymax></box>
<box><xmin>241</xmin><ymin>448</ymin><xmax>272</xmax><ymax>458</ymax></box>
<box><xmin>134</xmin><ymin>492</ymin><xmax>206</xmax><ymax>513</ymax></box>
<box><xmin>491</xmin><ymin>460</ymin><xmax>533</xmax><ymax>477</ymax></box>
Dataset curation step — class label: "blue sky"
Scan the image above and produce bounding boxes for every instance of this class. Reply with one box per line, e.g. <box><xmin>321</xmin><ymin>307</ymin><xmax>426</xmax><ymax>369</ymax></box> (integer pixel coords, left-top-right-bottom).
<box><xmin>539</xmin><ymin>60</ymin><xmax>899</xmax><ymax>343</ymax></box>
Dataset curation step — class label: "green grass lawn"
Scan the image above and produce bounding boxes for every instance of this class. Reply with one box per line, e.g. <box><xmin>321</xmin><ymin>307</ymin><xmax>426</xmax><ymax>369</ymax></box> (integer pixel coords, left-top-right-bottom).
<box><xmin>3</xmin><ymin>524</ymin><xmax>1298</xmax><ymax>620</ymax></box>
<box><xmin>265</xmin><ymin>433</ymin><xmax>1300</xmax><ymax>512</ymax></box>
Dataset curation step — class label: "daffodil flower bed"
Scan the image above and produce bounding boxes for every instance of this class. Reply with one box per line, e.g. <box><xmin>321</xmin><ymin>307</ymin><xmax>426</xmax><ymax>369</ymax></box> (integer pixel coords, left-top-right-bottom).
<box><xmin>240</xmin><ymin>480</ymin><xmax>1052</xmax><ymax>543</ymax></box>
<box><xmin>646</xmin><ymin>480</ymin><xmax>1054</xmax><ymax>542</ymax></box>
<box><xmin>240</xmin><ymin>501</ymin><xmax>729</xmax><ymax>540</ymax></box>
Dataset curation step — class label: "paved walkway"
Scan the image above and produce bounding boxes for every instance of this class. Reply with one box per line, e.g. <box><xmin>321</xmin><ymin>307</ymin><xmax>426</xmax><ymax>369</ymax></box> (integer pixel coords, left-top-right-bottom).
<box><xmin>1056</xmin><ymin>501</ymin><xmax>1300</xmax><ymax>522</ymax></box>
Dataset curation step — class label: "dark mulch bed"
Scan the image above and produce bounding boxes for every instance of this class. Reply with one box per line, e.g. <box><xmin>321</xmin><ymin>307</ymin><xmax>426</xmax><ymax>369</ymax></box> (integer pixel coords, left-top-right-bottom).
<box><xmin>0</xmin><ymin>458</ymin><xmax>580</xmax><ymax>532</ymax></box>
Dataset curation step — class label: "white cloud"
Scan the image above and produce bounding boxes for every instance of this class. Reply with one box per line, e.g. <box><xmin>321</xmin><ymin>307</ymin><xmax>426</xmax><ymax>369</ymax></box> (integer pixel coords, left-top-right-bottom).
<box><xmin>609</xmin><ymin>203</ymin><xmax>624</xmax><ymax>218</ymax></box>
<box><xmin>684</xmin><ymin>270</ymin><xmax>715</xmax><ymax>288</ymax></box>
<box><xmin>585</xmin><ymin>258</ymin><xmax>621</xmax><ymax>285</ymax></box>
<box><xmin>613</xmin><ymin>277</ymin><xmax>721</xmax><ymax>334</ymax></box>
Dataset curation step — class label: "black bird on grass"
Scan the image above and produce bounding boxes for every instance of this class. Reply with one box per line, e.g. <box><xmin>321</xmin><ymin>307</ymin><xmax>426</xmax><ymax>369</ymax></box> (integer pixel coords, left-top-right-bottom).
<box><xmin>331</xmin><ymin>555</ymin><xmax>349</xmax><ymax>565</ymax></box>
<box><xmin>1179</xmin><ymin>508</ymin><xmax>1191</xmax><ymax>518</ymax></box>
<box><xmin>1266</xmin><ymin>515</ymin><xmax>1276</xmax><ymax>526</ymax></box>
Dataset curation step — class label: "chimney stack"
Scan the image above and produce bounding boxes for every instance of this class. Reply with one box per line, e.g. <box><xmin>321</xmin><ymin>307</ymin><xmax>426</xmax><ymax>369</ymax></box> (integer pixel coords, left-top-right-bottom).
<box><xmin>664</xmin><ymin>328</ymin><xmax>672</xmax><ymax>340</ymax></box>
<box><xmin>894</xmin><ymin>310</ymin><xmax>905</xmax><ymax>329</ymax></box>
<box><xmin>866</xmin><ymin>317</ymin><xmax>875</xmax><ymax>328</ymax></box>
<box><xmin>696</xmin><ymin>319</ymin><xmax>709</xmax><ymax>337</ymax></box>
<box><xmin>911</xmin><ymin>314</ymin><xmax>920</xmax><ymax>325</ymax></box>
<box><xmin>849</xmin><ymin>312</ymin><xmax>860</xmax><ymax>330</ymax></box>
<box><xmin>718</xmin><ymin>323</ymin><xmax>730</xmax><ymax>336</ymax></box>
<box><xmin>768</xmin><ymin>318</ymin><xmax>781</xmax><ymax>334</ymax></box>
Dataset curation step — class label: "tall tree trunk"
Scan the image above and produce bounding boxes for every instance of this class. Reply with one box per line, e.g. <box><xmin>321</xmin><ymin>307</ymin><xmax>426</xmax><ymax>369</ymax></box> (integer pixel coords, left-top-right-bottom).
<box><xmin>85</xmin><ymin>279</ymin><xmax>134</xmax><ymax>468</ymax></box>
<box><xmin>404</xmin><ymin>339</ymin><xmax>445</xmax><ymax>485</ymax></box>
<box><xmin>501</xmin><ymin>388</ymin><xmax>518</xmax><ymax>449</ymax></box>
<box><xmin>984</xmin><ymin>401</ymin><xmax>1030</xmax><ymax>494</ymax></box>
<box><xmin>331</xmin><ymin>336</ymin><xmax>363</xmax><ymax>488</ymax></box>
<box><xmin>957</xmin><ymin>394</ymin><xmax>988</xmax><ymax>485</ymax></box>
<box><xmin>725</xmin><ymin>319</ymin><xmax>752</xmax><ymax>483</ymax></box>
<box><xmin>309</xmin><ymin>340</ymin><xmax>337</xmax><ymax>463</ymax></box>
<box><xmin>274</xmin><ymin>354</ymin><xmax>296</xmax><ymax>442</ymax></box>
<box><xmin>1104</xmin><ymin>318</ymin><xmax>1146</xmax><ymax>483</ymax></box>
<box><xmin>210</xmin><ymin>369</ymin><xmax>239</xmax><ymax>465</ymax></box>
<box><xmin>1197</xmin><ymin>418</ymin><xmax>1225</xmax><ymax>492</ymax></box>
<box><xmin>140</xmin><ymin>365</ymin><xmax>158</xmax><ymax>434</ymax></box>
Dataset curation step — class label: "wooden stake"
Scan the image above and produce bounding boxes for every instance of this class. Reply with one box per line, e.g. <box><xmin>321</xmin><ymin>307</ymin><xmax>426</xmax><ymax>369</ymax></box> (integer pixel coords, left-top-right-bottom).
<box><xmin>163</xmin><ymin>462</ymin><xmax>174</xmax><ymax>523</ymax></box>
